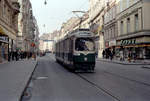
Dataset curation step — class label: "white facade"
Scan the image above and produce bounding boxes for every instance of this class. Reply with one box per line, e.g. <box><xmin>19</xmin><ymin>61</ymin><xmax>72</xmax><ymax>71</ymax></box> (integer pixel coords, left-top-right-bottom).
<box><xmin>39</xmin><ymin>40</ymin><xmax>54</xmax><ymax>52</ymax></box>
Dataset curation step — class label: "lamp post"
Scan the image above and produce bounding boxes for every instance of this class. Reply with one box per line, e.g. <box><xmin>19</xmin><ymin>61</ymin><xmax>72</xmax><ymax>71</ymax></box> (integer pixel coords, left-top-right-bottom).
<box><xmin>44</xmin><ymin>0</ymin><xmax>47</xmax><ymax>5</ymax></box>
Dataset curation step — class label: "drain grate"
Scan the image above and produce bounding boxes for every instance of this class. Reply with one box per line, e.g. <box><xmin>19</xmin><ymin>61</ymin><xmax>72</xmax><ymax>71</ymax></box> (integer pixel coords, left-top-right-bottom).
<box><xmin>35</xmin><ymin>76</ymin><xmax>48</xmax><ymax>80</ymax></box>
<box><xmin>141</xmin><ymin>66</ymin><xmax>150</xmax><ymax>69</ymax></box>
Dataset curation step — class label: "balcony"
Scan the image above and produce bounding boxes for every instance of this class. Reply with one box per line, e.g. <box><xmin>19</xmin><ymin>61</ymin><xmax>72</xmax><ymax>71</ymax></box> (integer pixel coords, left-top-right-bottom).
<box><xmin>12</xmin><ymin>1</ymin><xmax>20</xmax><ymax>14</ymax></box>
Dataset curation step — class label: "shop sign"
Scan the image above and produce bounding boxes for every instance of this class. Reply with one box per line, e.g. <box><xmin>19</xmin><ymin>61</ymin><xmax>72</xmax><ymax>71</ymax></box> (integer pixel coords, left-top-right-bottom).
<box><xmin>109</xmin><ymin>40</ymin><xmax>116</xmax><ymax>47</ymax></box>
<box><xmin>120</xmin><ymin>39</ymin><xmax>136</xmax><ymax>46</ymax></box>
<box><xmin>105</xmin><ymin>42</ymin><xmax>109</xmax><ymax>48</ymax></box>
<box><xmin>31</xmin><ymin>42</ymin><xmax>35</xmax><ymax>47</ymax></box>
<box><xmin>0</xmin><ymin>36</ymin><xmax>8</xmax><ymax>43</ymax></box>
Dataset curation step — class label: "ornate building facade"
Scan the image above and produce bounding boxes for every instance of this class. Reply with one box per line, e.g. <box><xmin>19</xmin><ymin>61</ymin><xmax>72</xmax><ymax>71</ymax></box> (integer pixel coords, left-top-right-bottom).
<box><xmin>116</xmin><ymin>0</ymin><xmax>150</xmax><ymax>60</ymax></box>
<box><xmin>0</xmin><ymin>0</ymin><xmax>19</xmax><ymax>63</ymax></box>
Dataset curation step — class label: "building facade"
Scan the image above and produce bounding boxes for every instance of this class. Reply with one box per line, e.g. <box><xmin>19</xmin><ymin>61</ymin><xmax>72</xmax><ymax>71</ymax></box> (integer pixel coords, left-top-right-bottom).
<box><xmin>89</xmin><ymin>0</ymin><xmax>107</xmax><ymax>58</ymax></box>
<box><xmin>17</xmin><ymin>0</ymin><xmax>35</xmax><ymax>52</ymax></box>
<box><xmin>59</xmin><ymin>17</ymin><xmax>79</xmax><ymax>40</ymax></box>
<box><xmin>33</xmin><ymin>16</ymin><xmax>40</xmax><ymax>54</ymax></box>
<box><xmin>39</xmin><ymin>33</ymin><xmax>54</xmax><ymax>53</ymax></box>
<box><xmin>0</xmin><ymin>0</ymin><xmax>19</xmax><ymax>63</ymax></box>
<box><xmin>116</xmin><ymin>0</ymin><xmax>150</xmax><ymax>60</ymax></box>
<box><xmin>103</xmin><ymin>0</ymin><xmax>118</xmax><ymax>59</ymax></box>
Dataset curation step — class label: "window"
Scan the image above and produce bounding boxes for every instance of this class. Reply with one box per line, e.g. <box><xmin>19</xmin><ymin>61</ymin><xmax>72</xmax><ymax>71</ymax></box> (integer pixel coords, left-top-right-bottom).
<box><xmin>111</xmin><ymin>28</ymin><xmax>113</xmax><ymax>38</ymax></box>
<box><xmin>121</xmin><ymin>21</ymin><xmax>124</xmax><ymax>35</ymax></box>
<box><xmin>135</xmin><ymin>14</ymin><xmax>139</xmax><ymax>31</ymax></box>
<box><xmin>75</xmin><ymin>38</ymin><xmax>94</xmax><ymax>51</ymax></box>
<box><xmin>0</xmin><ymin>0</ymin><xmax>2</xmax><ymax>17</ymax></box>
<box><xmin>127</xmin><ymin>18</ymin><xmax>130</xmax><ymax>33</ymax></box>
<box><xmin>127</xmin><ymin>0</ymin><xmax>129</xmax><ymax>8</ymax></box>
<box><xmin>120</xmin><ymin>0</ymin><xmax>123</xmax><ymax>12</ymax></box>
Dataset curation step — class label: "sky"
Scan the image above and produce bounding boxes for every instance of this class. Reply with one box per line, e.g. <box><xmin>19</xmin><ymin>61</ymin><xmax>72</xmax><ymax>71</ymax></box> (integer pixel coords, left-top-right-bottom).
<box><xmin>30</xmin><ymin>0</ymin><xmax>89</xmax><ymax>36</ymax></box>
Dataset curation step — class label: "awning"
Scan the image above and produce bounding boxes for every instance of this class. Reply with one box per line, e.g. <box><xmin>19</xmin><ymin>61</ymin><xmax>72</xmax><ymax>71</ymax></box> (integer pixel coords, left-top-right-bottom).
<box><xmin>116</xmin><ymin>44</ymin><xmax>150</xmax><ymax>48</ymax></box>
<box><xmin>125</xmin><ymin>44</ymin><xmax>150</xmax><ymax>48</ymax></box>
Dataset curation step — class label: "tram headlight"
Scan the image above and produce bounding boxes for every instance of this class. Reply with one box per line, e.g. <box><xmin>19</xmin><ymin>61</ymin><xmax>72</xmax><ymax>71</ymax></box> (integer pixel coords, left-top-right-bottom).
<box><xmin>74</xmin><ymin>52</ymin><xmax>80</xmax><ymax>56</ymax></box>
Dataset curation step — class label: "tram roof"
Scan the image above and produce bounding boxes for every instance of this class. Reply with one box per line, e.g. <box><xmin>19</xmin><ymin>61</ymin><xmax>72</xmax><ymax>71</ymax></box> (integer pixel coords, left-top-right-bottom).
<box><xmin>66</xmin><ymin>28</ymin><xmax>93</xmax><ymax>37</ymax></box>
<box><xmin>57</xmin><ymin>28</ymin><xmax>94</xmax><ymax>43</ymax></box>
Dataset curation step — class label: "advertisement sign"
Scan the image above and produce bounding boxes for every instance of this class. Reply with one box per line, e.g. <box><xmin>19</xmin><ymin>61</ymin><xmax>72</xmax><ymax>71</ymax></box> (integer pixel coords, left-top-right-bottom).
<box><xmin>105</xmin><ymin>42</ymin><xmax>109</xmax><ymax>48</ymax></box>
<box><xmin>120</xmin><ymin>39</ymin><xmax>136</xmax><ymax>46</ymax></box>
<box><xmin>0</xmin><ymin>36</ymin><xmax>9</xmax><ymax>43</ymax></box>
<box><xmin>109</xmin><ymin>40</ymin><xmax>116</xmax><ymax>47</ymax></box>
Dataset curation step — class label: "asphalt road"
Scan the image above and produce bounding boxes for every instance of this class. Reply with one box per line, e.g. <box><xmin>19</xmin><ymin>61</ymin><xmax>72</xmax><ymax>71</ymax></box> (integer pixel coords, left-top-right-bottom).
<box><xmin>27</xmin><ymin>54</ymin><xmax>150</xmax><ymax>101</ymax></box>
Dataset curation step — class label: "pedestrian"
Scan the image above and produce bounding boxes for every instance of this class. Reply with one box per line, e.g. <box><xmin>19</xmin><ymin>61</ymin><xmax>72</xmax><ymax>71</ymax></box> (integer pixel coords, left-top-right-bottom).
<box><xmin>12</xmin><ymin>51</ymin><xmax>15</xmax><ymax>61</ymax></box>
<box><xmin>110</xmin><ymin>51</ymin><xmax>113</xmax><ymax>60</ymax></box>
<box><xmin>15</xmin><ymin>50</ymin><xmax>18</xmax><ymax>61</ymax></box>
<box><xmin>8</xmin><ymin>51</ymin><xmax>11</xmax><ymax>61</ymax></box>
<box><xmin>128</xmin><ymin>51</ymin><xmax>132</xmax><ymax>62</ymax></box>
<box><xmin>120</xmin><ymin>51</ymin><xmax>124</xmax><ymax>61</ymax></box>
<box><xmin>102</xmin><ymin>50</ymin><xmax>105</xmax><ymax>58</ymax></box>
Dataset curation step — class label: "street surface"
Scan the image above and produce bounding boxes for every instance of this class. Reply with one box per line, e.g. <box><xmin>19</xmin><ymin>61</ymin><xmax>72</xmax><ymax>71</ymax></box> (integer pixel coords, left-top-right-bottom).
<box><xmin>0</xmin><ymin>60</ymin><xmax>37</xmax><ymax>101</ymax></box>
<box><xmin>27</xmin><ymin>54</ymin><xmax>150</xmax><ymax>101</ymax></box>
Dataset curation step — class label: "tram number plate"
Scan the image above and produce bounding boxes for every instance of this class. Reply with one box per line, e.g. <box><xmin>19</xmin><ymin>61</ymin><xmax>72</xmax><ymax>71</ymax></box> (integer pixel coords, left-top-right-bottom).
<box><xmin>84</xmin><ymin>57</ymin><xmax>87</xmax><ymax>61</ymax></box>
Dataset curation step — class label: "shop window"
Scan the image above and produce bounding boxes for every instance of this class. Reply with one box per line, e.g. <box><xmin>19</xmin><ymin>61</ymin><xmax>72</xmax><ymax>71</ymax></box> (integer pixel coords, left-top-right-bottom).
<box><xmin>145</xmin><ymin>47</ymin><xmax>150</xmax><ymax>59</ymax></box>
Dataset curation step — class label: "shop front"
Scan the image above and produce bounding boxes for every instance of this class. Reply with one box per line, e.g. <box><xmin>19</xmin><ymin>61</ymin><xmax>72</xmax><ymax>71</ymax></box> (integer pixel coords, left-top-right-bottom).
<box><xmin>104</xmin><ymin>40</ymin><xmax>116</xmax><ymax>59</ymax></box>
<box><xmin>0</xmin><ymin>27</ymin><xmax>9</xmax><ymax>63</ymax></box>
<box><xmin>116</xmin><ymin>36</ymin><xmax>150</xmax><ymax>61</ymax></box>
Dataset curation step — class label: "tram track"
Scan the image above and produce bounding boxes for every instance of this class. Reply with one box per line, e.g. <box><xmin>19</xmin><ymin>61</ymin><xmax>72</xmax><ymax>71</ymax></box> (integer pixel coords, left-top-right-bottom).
<box><xmin>102</xmin><ymin>70</ymin><xmax>150</xmax><ymax>87</ymax></box>
<box><xmin>77</xmin><ymin>73</ymin><xmax>121</xmax><ymax>101</ymax></box>
<box><xmin>76</xmin><ymin>69</ymin><xmax>150</xmax><ymax>101</ymax></box>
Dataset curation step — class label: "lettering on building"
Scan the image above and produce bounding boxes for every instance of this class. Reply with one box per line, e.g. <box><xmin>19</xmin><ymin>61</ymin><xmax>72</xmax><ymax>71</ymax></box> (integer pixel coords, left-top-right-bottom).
<box><xmin>120</xmin><ymin>39</ymin><xmax>136</xmax><ymax>46</ymax></box>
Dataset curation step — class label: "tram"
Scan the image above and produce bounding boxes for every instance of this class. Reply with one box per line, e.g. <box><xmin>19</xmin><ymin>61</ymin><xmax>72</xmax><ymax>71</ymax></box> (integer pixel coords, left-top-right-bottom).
<box><xmin>55</xmin><ymin>29</ymin><xmax>96</xmax><ymax>72</ymax></box>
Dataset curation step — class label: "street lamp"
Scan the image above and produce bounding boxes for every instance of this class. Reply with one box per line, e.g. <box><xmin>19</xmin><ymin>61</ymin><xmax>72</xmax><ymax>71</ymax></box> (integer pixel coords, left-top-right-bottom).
<box><xmin>44</xmin><ymin>0</ymin><xmax>47</xmax><ymax>5</ymax></box>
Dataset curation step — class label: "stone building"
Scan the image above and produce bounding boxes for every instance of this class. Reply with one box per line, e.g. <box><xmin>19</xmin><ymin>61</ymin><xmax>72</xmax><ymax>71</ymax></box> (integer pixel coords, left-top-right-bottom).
<box><xmin>39</xmin><ymin>33</ymin><xmax>54</xmax><ymax>53</ymax></box>
<box><xmin>59</xmin><ymin>17</ymin><xmax>78</xmax><ymax>40</ymax></box>
<box><xmin>89</xmin><ymin>0</ymin><xmax>107</xmax><ymax>58</ymax></box>
<box><xmin>17</xmin><ymin>0</ymin><xmax>35</xmax><ymax>52</ymax></box>
<box><xmin>33</xmin><ymin>16</ymin><xmax>40</xmax><ymax>54</ymax></box>
<box><xmin>0</xmin><ymin>0</ymin><xmax>20</xmax><ymax>63</ymax></box>
<box><xmin>73</xmin><ymin>11</ymin><xmax>89</xmax><ymax>30</ymax></box>
<box><xmin>103</xmin><ymin>0</ymin><xmax>118</xmax><ymax>58</ymax></box>
<box><xmin>116</xmin><ymin>0</ymin><xmax>150</xmax><ymax>60</ymax></box>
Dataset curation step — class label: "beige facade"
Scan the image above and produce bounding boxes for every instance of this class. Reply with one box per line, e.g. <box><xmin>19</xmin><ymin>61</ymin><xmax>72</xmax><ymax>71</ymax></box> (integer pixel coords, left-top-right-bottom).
<box><xmin>59</xmin><ymin>17</ymin><xmax>78</xmax><ymax>40</ymax></box>
<box><xmin>116</xmin><ymin>0</ymin><xmax>150</xmax><ymax>60</ymax></box>
<box><xmin>103</xmin><ymin>0</ymin><xmax>118</xmax><ymax>59</ymax></box>
<box><xmin>80</xmin><ymin>12</ymin><xmax>89</xmax><ymax>29</ymax></box>
<box><xmin>89</xmin><ymin>0</ymin><xmax>107</xmax><ymax>58</ymax></box>
<box><xmin>0</xmin><ymin>0</ymin><xmax>19</xmax><ymax>62</ymax></box>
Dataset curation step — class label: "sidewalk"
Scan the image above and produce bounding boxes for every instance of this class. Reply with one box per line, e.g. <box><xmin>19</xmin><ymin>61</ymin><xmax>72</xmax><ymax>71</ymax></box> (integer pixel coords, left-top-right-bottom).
<box><xmin>0</xmin><ymin>60</ymin><xmax>37</xmax><ymax>101</ymax></box>
<box><xmin>97</xmin><ymin>58</ymin><xmax>150</xmax><ymax>65</ymax></box>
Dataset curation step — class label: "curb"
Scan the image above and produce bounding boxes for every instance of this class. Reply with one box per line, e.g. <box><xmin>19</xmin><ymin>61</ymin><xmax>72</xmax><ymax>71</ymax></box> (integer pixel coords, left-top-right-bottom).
<box><xmin>19</xmin><ymin>61</ymin><xmax>38</xmax><ymax>101</ymax></box>
<box><xmin>97</xmin><ymin>59</ymin><xmax>150</xmax><ymax>65</ymax></box>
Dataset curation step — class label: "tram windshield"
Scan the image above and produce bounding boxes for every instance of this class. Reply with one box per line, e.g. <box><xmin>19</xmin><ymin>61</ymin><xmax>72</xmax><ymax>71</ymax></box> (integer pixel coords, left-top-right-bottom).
<box><xmin>75</xmin><ymin>38</ymin><xmax>94</xmax><ymax>51</ymax></box>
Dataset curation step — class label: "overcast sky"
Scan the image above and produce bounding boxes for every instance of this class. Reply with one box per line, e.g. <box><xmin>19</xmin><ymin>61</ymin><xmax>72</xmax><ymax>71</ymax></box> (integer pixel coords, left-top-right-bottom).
<box><xmin>30</xmin><ymin>0</ymin><xmax>88</xmax><ymax>36</ymax></box>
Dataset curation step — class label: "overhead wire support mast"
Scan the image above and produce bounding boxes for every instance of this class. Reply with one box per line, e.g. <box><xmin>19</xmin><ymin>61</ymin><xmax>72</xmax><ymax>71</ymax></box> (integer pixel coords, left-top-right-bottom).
<box><xmin>72</xmin><ymin>11</ymin><xmax>86</xmax><ymax>29</ymax></box>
